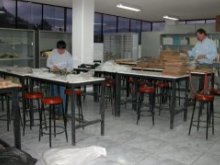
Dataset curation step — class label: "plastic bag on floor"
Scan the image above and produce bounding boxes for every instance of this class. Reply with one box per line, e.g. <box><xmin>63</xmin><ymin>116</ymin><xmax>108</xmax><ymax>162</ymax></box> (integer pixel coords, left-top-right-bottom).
<box><xmin>0</xmin><ymin>147</ymin><xmax>37</xmax><ymax>165</ymax></box>
<box><xmin>43</xmin><ymin>146</ymin><xmax>107</xmax><ymax>165</ymax></box>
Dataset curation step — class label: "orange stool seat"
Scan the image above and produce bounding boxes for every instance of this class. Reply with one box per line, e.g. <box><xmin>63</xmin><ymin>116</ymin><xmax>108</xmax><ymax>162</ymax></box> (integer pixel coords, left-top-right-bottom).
<box><xmin>195</xmin><ymin>94</ymin><xmax>214</xmax><ymax>102</ymax></box>
<box><xmin>139</xmin><ymin>86</ymin><xmax>155</xmax><ymax>94</ymax></box>
<box><xmin>156</xmin><ymin>82</ymin><xmax>169</xmax><ymax>88</ymax></box>
<box><xmin>65</xmin><ymin>89</ymin><xmax>81</xmax><ymax>95</ymax></box>
<box><xmin>105</xmin><ymin>79</ymin><xmax>115</xmax><ymax>87</ymax></box>
<box><xmin>24</xmin><ymin>92</ymin><xmax>44</xmax><ymax>100</ymax></box>
<box><xmin>42</xmin><ymin>97</ymin><xmax>63</xmax><ymax>105</ymax></box>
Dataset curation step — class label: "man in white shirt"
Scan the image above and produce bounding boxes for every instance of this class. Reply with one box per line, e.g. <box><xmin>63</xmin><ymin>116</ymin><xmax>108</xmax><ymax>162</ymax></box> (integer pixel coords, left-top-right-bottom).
<box><xmin>47</xmin><ymin>40</ymin><xmax>73</xmax><ymax>72</ymax></box>
<box><xmin>188</xmin><ymin>28</ymin><xmax>217</xmax><ymax>64</ymax></box>
<box><xmin>47</xmin><ymin>40</ymin><xmax>73</xmax><ymax>115</ymax></box>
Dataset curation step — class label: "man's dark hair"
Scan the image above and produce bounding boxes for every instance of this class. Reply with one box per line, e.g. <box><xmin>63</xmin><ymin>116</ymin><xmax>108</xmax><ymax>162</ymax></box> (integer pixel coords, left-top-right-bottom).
<box><xmin>196</xmin><ymin>28</ymin><xmax>207</xmax><ymax>35</ymax></box>
<box><xmin>56</xmin><ymin>40</ymin><xmax>66</xmax><ymax>49</ymax></box>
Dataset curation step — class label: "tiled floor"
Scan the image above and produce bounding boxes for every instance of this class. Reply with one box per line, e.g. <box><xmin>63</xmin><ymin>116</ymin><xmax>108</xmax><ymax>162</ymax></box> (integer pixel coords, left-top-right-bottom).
<box><xmin>1</xmin><ymin>95</ymin><xmax>220</xmax><ymax>165</ymax></box>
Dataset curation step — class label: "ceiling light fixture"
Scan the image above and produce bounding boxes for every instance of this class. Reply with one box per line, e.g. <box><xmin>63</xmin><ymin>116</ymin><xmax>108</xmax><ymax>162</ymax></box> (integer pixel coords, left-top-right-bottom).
<box><xmin>163</xmin><ymin>15</ymin><xmax>179</xmax><ymax>21</ymax></box>
<box><xmin>116</xmin><ymin>3</ymin><xmax>141</xmax><ymax>12</ymax></box>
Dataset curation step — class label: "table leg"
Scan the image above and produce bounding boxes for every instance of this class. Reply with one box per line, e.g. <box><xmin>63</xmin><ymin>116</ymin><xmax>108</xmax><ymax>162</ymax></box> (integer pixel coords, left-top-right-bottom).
<box><xmin>211</xmin><ymin>73</ymin><xmax>215</xmax><ymax>88</ymax></box>
<box><xmin>12</xmin><ymin>88</ymin><xmax>21</xmax><ymax>149</ymax></box>
<box><xmin>184</xmin><ymin>78</ymin><xmax>189</xmax><ymax>121</ymax></box>
<box><xmin>170</xmin><ymin>80</ymin><xmax>176</xmax><ymax>129</ymax></box>
<box><xmin>115</xmin><ymin>73</ymin><xmax>121</xmax><ymax>116</ymax></box>
<box><xmin>70</xmin><ymin>86</ymin><xmax>76</xmax><ymax>145</ymax></box>
<box><xmin>100</xmin><ymin>82</ymin><xmax>105</xmax><ymax>135</ymax></box>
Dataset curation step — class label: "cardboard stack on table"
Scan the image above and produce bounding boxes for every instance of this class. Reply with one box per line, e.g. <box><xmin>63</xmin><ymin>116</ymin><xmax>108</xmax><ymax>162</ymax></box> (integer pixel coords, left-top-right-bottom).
<box><xmin>161</xmin><ymin>51</ymin><xmax>189</xmax><ymax>76</ymax></box>
<box><xmin>0</xmin><ymin>79</ymin><xmax>21</xmax><ymax>89</ymax></box>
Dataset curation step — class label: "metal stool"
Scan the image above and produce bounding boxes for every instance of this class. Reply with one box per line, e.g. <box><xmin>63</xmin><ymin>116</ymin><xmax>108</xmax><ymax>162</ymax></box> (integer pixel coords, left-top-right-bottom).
<box><xmin>137</xmin><ymin>85</ymin><xmax>155</xmax><ymax>125</ymax></box>
<box><xmin>40</xmin><ymin>96</ymin><xmax>68</xmax><ymax>147</ymax></box>
<box><xmin>188</xmin><ymin>93</ymin><xmax>214</xmax><ymax>140</ymax></box>
<box><xmin>23</xmin><ymin>92</ymin><xmax>44</xmax><ymax>136</ymax></box>
<box><xmin>65</xmin><ymin>89</ymin><xmax>83</xmax><ymax>126</ymax></box>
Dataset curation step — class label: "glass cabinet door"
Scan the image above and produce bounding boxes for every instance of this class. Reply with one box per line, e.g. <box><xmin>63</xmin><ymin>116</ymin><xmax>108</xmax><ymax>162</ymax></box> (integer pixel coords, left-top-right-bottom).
<box><xmin>0</xmin><ymin>28</ymin><xmax>35</xmax><ymax>67</ymax></box>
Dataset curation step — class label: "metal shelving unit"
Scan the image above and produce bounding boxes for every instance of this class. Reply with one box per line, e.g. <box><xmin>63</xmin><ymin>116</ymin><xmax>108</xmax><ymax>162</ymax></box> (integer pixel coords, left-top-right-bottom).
<box><xmin>0</xmin><ymin>28</ymin><xmax>35</xmax><ymax>67</ymax></box>
<box><xmin>103</xmin><ymin>33</ymin><xmax>139</xmax><ymax>62</ymax></box>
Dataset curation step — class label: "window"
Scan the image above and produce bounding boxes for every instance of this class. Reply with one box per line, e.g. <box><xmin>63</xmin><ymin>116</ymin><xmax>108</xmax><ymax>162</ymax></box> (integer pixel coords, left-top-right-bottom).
<box><xmin>152</xmin><ymin>22</ymin><xmax>165</xmax><ymax>31</ymax></box>
<box><xmin>94</xmin><ymin>13</ymin><xmax>103</xmax><ymax>42</ymax></box>
<box><xmin>103</xmin><ymin>14</ymin><xmax>117</xmax><ymax>33</ymax></box>
<box><xmin>130</xmin><ymin>19</ymin><xmax>141</xmax><ymax>33</ymax></box>
<box><xmin>17</xmin><ymin>1</ymin><xmax>42</xmax><ymax>29</ymax></box>
<box><xmin>206</xmin><ymin>19</ymin><xmax>216</xmax><ymax>24</ymax></box>
<box><xmin>118</xmin><ymin>17</ymin><xmax>130</xmax><ymax>32</ymax></box>
<box><xmin>0</xmin><ymin>0</ymin><xmax>16</xmax><ymax>28</ymax></box>
<box><xmin>186</xmin><ymin>20</ymin><xmax>205</xmax><ymax>24</ymax></box>
<box><xmin>142</xmin><ymin>21</ymin><xmax>151</xmax><ymax>32</ymax></box>
<box><xmin>43</xmin><ymin>5</ymin><xmax>65</xmax><ymax>31</ymax></box>
<box><xmin>66</xmin><ymin>8</ymin><xmax>72</xmax><ymax>32</ymax></box>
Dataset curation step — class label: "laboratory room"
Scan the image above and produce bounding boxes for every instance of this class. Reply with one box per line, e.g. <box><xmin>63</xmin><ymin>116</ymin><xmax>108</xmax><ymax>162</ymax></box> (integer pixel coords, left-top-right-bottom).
<box><xmin>0</xmin><ymin>0</ymin><xmax>220</xmax><ymax>164</ymax></box>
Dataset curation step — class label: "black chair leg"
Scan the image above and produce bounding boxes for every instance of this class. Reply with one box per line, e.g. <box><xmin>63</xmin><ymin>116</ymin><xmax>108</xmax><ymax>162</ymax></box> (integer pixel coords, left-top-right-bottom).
<box><xmin>206</xmin><ymin>103</ymin><xmax>210</xmax><ymax>140</ymax></box>
<box><xmin>189</xmin><ymin>100</ymin><xmax>196</xmax><ymax>135</ymax></box>
<box><xmin>136</xmin><ymin>93</ymin><xmax>143</xmax><ymax>125</ymax></box>
<box><xmin>49</xmin><ymin>106</ymin><xmax>52</xmax><ymax>148</ymax></box>
<box><xmin>62</xmin><ymin>103</ymin><xmax>68</xmax><ymax>142</ymax></box>
<box><xmin>197</xmin><ymin>102</ymin><xmax>203</xmax><ymax>131</ymax></box>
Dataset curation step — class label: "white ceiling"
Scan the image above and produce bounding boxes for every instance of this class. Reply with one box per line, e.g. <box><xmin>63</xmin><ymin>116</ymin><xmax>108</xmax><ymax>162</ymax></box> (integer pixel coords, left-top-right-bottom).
<box><xmin>28</xmin><ymin>0</ymin><xmax>220</xmax><ymax>21</ymax></box>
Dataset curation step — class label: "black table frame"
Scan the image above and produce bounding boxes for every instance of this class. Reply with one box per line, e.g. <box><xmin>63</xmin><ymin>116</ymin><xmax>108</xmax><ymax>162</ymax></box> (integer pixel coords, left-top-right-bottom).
<box><xmin>28</xmin><ymin>76</ymin><xmax>105</xmax><ymax>145</ymax></box>
<box><xmin>95</xmin><ymin>70</ymin><xmax>189</xmax><ymax>129</ymax></box>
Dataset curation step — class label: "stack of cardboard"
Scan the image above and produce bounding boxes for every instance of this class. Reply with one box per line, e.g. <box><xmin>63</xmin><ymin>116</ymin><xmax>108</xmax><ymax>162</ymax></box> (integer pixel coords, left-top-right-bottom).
<box><xmin>161</xmin><ymin>51</ymin><xmax>189</xmax><ymax>76</ymax></box>
<box><xmin>0</xmin><ymin>79</ymin><xmax>21</xmax><ymax>89</ymax></box>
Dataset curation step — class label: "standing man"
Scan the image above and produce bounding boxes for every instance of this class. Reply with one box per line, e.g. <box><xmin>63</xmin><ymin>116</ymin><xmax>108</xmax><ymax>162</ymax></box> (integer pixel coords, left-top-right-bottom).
<box><xmin>188</xmin><ymin>28</ymin><xmax>217</xmax><ymax>64</ymax></box>
<box><xmin>47</xmin><ymin>40</ymin><xmax>73</xmax><ymax>115</ymax></box>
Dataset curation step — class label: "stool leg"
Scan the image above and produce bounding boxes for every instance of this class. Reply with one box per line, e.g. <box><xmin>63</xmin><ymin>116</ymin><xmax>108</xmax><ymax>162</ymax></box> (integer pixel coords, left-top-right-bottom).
<box><xmin>150</xmin><ymin>93</ymin><xmax>155</xmax><ymax>126</ymax></box>
<box><xmin>49</xmin><ymin>105</ymin><xmax>52</xmax><ymax>148</ymax></box>
<box><xmin>29</xmin><ymin>100</ymin><xmax>33</xmax><ymax>130</ymax></box>
<box><xmin>211</xmin><ymin>101</ymin><xmax>214</xmax><ymax>135</ymax></box>
<box><xmin>23</xmin><ymin>99</ymin><xmax>27</xmax><ymax>136</ymax></box>
<box><xmin>61</xmin><ymin>103</ymin><xmax>68</xmax><ymax>142</ymax></box>
<box><xmin>53</xmin><ymin>105</ymin><xmax>56</xmax><ymax>138</ymax></box>
<box><xmin>39</xmin><ymin>103</ymin><xmax>43</xmax><ymax>142</ymax></box>
<box><xmin>137</xmin><ymin>93</ymin><xmax>144</xmax><ymax>125</ymax></box>
<box><xmin>189</xmin><ymin>100</ymin><xmax>196</xmax><ymax>135</ymax></box>
<box><xmin>6</xmin><ymin>96</ymin><xmax>10</xmax><ymax>131</ymax></box>
<box><xmin>206</xmin><ymin>102</ymin><xmax>210</xmax><ymax>140</ymax></box>
<box><xmin>197</xmin><ymin>102</ymin><xmax>203</xmax><ymax>131</ymax></box>
<box><xmin>65</xmin><ymin>95</ymin><xmax>69</xmax><ymax>115</ymax></box>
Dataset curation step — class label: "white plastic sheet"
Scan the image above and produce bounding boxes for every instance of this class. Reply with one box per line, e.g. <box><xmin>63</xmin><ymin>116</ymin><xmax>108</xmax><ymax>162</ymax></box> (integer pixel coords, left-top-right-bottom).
<box><xmin>98</xmin><ymin>60</ymin><xmax>131</xmax><ymax>72</ymax></box>
<box><xmin>43</xmin><ymin>146</ymin><xmax>107</xmax><ymax>165</ymax></box>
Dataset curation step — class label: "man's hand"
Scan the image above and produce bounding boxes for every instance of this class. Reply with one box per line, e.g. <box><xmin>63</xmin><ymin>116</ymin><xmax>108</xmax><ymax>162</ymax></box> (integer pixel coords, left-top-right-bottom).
<box><xmin>51</xmin><ymin>65</ymin><xmax>59</xmax><ymax>72</ymax></box>
<box><xmin>196</xmin><ymin>54</ymin><xmax>206</xmax><ymax>60</ymax></box>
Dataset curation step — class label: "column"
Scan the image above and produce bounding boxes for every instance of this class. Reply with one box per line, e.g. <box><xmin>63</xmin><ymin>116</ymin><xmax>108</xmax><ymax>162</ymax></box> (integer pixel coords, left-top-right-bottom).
<box><xmin>72</xmin><ymin>0</ymin><xmax>95</xmax><ymax>67</ymax></box>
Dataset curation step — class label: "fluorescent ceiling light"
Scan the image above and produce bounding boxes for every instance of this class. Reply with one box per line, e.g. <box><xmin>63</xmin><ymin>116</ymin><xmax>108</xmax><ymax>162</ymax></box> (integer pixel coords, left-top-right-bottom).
<box><xmin>116</xmin><ymin>3</ymin><xmax>141</xmax><ymax>12</ymax></box>
<box><xmin>163</xmin><ymin>15</ymin><xmax>179</xmax><ymax>21</ymax></box>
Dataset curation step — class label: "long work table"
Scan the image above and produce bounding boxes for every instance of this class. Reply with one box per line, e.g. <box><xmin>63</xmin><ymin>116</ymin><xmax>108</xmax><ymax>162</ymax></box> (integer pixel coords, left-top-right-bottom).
<box><xmin>0</xmin><ymin>68</ymin><xmax>105</xmax><ymax>147</ymax></box>
<box><xmin>95</xmin><ymin>69</ymin><xmax>189</xmax><ymax>129</ymax></box>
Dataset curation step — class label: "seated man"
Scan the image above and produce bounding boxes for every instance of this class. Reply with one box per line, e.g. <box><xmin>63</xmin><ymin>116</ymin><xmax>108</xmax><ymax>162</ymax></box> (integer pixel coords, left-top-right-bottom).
<box><xmin>188</xmin><ymin>28</ymin><xmax>217</xmax><ymax>64</ymax></box>
<box><xmin>47</xmin><ymin>40</ymin><xmax>73</xmax><ymax>115</ymax></box>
